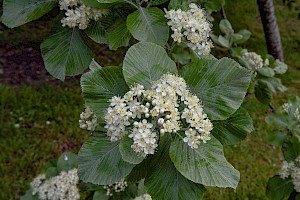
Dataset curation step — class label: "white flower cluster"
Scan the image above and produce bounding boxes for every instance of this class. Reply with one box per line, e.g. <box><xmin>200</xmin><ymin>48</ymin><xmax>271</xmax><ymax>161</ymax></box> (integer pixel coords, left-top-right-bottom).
<box><xmin>165</xmin><ymin>3</ymin><xmax>213</xmax><ymax>56</ymax></box>
<box><xmin>103</xmin><ymin>179</ymin><xmax>128</xmax><ymax>196</ymax></box>
<box><xmin>134</xmin><ymin>193</ymin><xmax>152</xmax><ymax>200</ymax></box>
<box><xmin>31</xmin><ymin>168</ymin><xmax>80</xmax><ymax>200</ymax></box>
<box><xmin>59</xmin><ymin>0</ymin><xmax>108</xmax><ymax>29</ymax></box>
<box><xmin>295</xmin><ymin>108</ymin><xmax>300</xmax><ymax>122</ymax></box>
<box><xmin>280</xmin><ymin>156</ymin><xmax>300</xmax><ymax>192</ymax></box>
<box><xmin>241</xmin><ymin>51</ymin><xmax>263</xmax><ymax>71</ymax></box>
<box><xmin>274</xmin><ymin>59</ymin><xmax>288</xmax><ymax>74</ymax></box>
<box><xmin>282</xmin><ymin>102</ymin><xmax>291</xmax><ymax>113</ymax></box>
<box><xmin>79</xmin><ymin>106</ymin><xmax>98</xmax><ymax>131</ymax></box>
<box><xmin>105</xmin><ymin>74</ymin><xmax>213</xmax><ymax>156</ymax></box>
<box><xmin>281</xmin><ymin>103</ymin><xmax>300</xmax><ymax>122</ymax></box>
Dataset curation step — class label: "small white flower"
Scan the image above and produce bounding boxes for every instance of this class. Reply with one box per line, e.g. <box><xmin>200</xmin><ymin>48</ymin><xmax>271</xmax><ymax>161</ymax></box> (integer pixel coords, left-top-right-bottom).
<box><xmin>282</xmin><ymin>103</ymin><xmax>291</xmax><ymax>113</ymax></box>
<box><xmin>134</xmin><ymin>193</ymin><xmax>152</xmax><ymax>200</ymax></box>
<box><xmin>104</xmin><ymin>179</ymin><xmax>128</xmax><ymax>196</ymax></box>
<box><xmin>79</xmin><ymin>106</ymin><xmax>98</xmax><ymax>131</ymax></box>
<box><xmin>14</xmin><ymin>123</ymin><xmax>20</xmax><ymax>128</ymax></box>
<box><xmin>241</xmin><ymin>51</ymin><xmax>264</xmax><ymax>71</ymax></box>
<box><xmin>294</xmin><ymin>108</ymin><xmax>300</xmax><ymax>122</ymax></box>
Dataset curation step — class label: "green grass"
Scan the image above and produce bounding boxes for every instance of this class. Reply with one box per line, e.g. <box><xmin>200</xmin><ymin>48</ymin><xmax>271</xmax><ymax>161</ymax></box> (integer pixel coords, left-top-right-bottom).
<box><xmin>0</xmin><ymin>83</ymin><xmax>87</xmax><ymax>199</ymax></box>
<box><xmin>1</xmin><ymin>0</ymin><xmax>300</xmax><ymax>199</ymax></box>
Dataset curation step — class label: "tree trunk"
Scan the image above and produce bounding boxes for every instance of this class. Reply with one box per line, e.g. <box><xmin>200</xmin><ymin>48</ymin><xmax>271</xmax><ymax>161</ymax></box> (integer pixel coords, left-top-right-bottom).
<box><xmin>257</xmin><ymin>0</ymin><xmax>284</xmax><ymax>61</ymax></box>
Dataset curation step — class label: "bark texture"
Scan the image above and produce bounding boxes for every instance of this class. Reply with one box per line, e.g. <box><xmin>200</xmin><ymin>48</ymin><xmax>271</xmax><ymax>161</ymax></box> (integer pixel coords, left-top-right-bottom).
<box><xmin>257</xmin><ymin>0</ymin><xmax>284</xmax><ymax>61</ymax></box>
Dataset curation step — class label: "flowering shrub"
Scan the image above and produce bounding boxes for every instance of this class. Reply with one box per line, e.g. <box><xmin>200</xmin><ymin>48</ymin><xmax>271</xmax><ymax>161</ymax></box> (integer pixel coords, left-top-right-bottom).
<box><xmin>2</xmin><ymin>0</ymin><xmax>258</xmax><ymax>199</ymax></box>
<box><xmin>266</xmin><ymin>97</ymin><xmax>300</xmax><ymax>199</ymax></box>
<box><xmin>78</xmin><ymin>41</ymin><xmax>253</xmax><ymax>199</ymax></box>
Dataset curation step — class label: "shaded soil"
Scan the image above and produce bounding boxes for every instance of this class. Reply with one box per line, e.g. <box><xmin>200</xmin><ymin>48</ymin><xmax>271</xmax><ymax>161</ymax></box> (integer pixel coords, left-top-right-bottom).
<box><xmin>0</xmin><ymin>43</ymin><xmax>60</xmax><ymax>85</ymax></box>
<box><xmin>0</xmin><ymin>42</ymin><xmax>126</xmax><ymax>85</ymax></box>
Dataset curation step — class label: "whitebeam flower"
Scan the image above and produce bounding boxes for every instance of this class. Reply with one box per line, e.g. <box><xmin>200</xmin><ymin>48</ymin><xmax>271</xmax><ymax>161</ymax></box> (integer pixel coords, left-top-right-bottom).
<box><xmin>165</xmin><ymin>3</ymin><xmax>213</xmax><ymax>56</ymax></box>
<box><xmin>241</xmin><ymin>51</ymin><xmax>264</xmax><ymax>71</ymax></box>
<box><xmin>79</xmin><ymin>106</ymin><xmax>98</xmax><ymax>131</ymax></box>
<box><xmin>103</xmin><ymin>179</ymin><xmax>128</xmax><ymax>196</ymax></box>
<box><xmin>30</xmin><ymin>168</ymin><xmax>80</xmax><ymax>200</ymax></box>
<box><xmin>105</xmin><ymin>74</ymin><xmax>213</xmax><ymax>156</ymax></box>
<box><xmin>134</xmin><ymin>193</ymin><xmax>152</xmax><ymax>200</ymax></box>
<box><xmin>59</xmin><ymin>0</ymin><xmax>109</xmax><ymax>29</ymax></box>
<box><xmin>280</xmin><ymin>156</ymin><xmax>300</xmax><ymax>192</ymax></box>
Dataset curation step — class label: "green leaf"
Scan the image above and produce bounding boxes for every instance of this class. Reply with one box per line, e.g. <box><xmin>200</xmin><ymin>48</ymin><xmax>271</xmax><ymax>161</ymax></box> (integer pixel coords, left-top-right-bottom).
<box><xmin>170</xmin><ymin>43</ymin><xmax>191</xmax><ymax>65</ymax></box>
<box><xmin>57</xmin><ymin>152</ymin><xmax>78</xmax><ymax>172</ymax></box>
<box><xmin>265</xmin><ymin>113</ymin><xmax>290</xmax><ymax>130</ymax></box>
<box><xmin>204</xmin><ymin>0</ymin><xmax>225</xmax><ymax>12</ymax></box>
<box><xmin>108</xmin><ymin>21</ymin><xmax>131</xmax><ymax>50</ymax></box>
<box><xmin>98</xmin><ymin>0</ymin><xmax>119</xmax><ymax>3</ymax></box>
<box><xmin>265</xmin><ymin>131</ymin><xmax>287</xmax><ymax>147</ymax></box>
<box><xmin>257</xmin><ymin>67</ymin><xmax>275</xmax><ymax>77</ymax></box>
<box><xmin>78</xmin><ymin>182</ymin><xmax>104</xmax><ymax>191</ymax></box>
<box><xmin>266</xmin><ymin>176</ymin><xmax>294</xmax><ymax>200</ymax></box>
<box><xmin>20</xmin><ymin>189</ymin><xmax>39</xmax><ymax>200</ymax></box>
<box><xmin>82</xmin><ymin>0</ymin><xmax>117</xmax><ymax>8</ymax></box>
<box><xmin>283</xmin><ymin>136</ymin><xmax>300</xmax><ymax>161</ymax></box>
<box><xmin>180</xmin><ymin>57</ymin><xmax>251</xmax><ymax>120</ymax></box>
<box><xmin>1</xmin><ymin>0</ymin><xmax>57</xmax><ymax>28</ymax></box>
<box><xmin>230</xmin><ymin>33</ymin><xmax>243</xmax><ymax>43</ymax></box>
<box><xmin>126</xmin><ymin>158</ymin><xmax>152</xmax><ymax>182</ymax></box>
<box><xmin>230</xmin><ymin>47</ymin><xmax>243</xmax><ymax>58</ymax></box>
<box><xmin>119</xmin><ymin>135</ymin><xmax>145</xmax><ymax>164</ymax></box>
<box><xmin>151</xmin><ymin>0</ymin><xmax>169</xmax><ymax>6</ymax></box>
<box><xmin>257</xmin><ymin>77</ymin><xmax>287</xmax><ymax>93</ymax></box>
<box><xmin>145</xmin><ymin>136</ymin><xmax>206</xmax><ymax>200</ymax></box>
<box><xmin>235</xmin><ymin>29</ymin><xmax>251</xmax><ymax>44</ymax></box>
<box><xmin>81</xmin><ymin>66</ymin><xmax>129</xmax><ymax>120</ymax></box>
<box><xmin>169</xmin><ymin>137</ymin><xmax>240</xmax><ymax>188</ymax></box>
<box><xmin>89</xmin><ymin>59</ymin><xmax>102</xmax><ymax>72</ymax></box>
<box><xmin>85</xmin><ymin>13</ymin><xmax>119</xmax><ymax>44</ymax></box>
<box><xmin>45</xmin><ymin>158</ymin><xmax>58</xmax><ymax>169</ymax></box>
<box><xmin>168</xmin><ymin>0</ymin><xmax>197</xmax><ymax>10</ymax></box>
<box><xmin>127</xmin><ymin>7</ymin><xmax>169</xmax><ymax>46</ymax></box>
<box><xmin>254</xmin><ymin>81</ymin><xmax>272</xmax><ymax>104</ymax></box>
<box><xmin>219</xmin><ymin>19</ymin><xmax>234</xmax><ymax>35</ymax></box>
<box><xmin>45</xmin><ymin>167</ymin><xmax>58</xmax><ymax>178</ymax></box>
<box><xmin>93</xmin><ymin>190</ymin><xmax>109</xmax><ymax>200</ymax></box>
<box><xmin>212</xmin><ymin>107</ymin><xmax>254</xmax><ymax>145</ymax></box>
<box><xmin>123</xmin><ymin>42</ymin><xmax>177</xmax><ymax>89</ymax></box>
<box><xmin>218</xmin><ymin>35</ymin><xmax>231</xmax><ymax>48</ymax></box>
<box><xmin>78</xmin><ymin>133</ymin><xmax>135</xmax><ymax>185</ymax></box>
<box><xmin>210</xmin><ymin>34</ymin><xmax>222</xmax><ymax>46</ymax></box>
<box><xmin>41</xmin><ymin>27</ymin><xmax>93</xmax><ymax>80</ymax></box>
